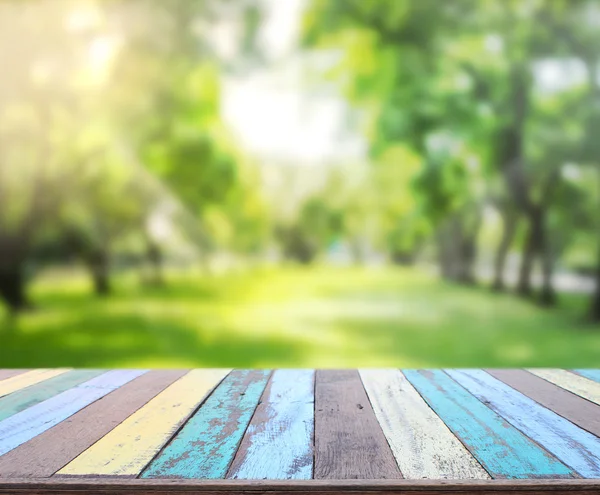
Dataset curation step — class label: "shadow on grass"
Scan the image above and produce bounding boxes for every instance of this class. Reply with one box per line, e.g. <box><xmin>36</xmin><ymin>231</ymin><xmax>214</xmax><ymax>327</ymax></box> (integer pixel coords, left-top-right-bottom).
<box><xmin>1</xmin><ymin>266</ymin><xmax>599</xmax><ymax>368</ymax></box>
<box><xmin>0</xmin><ymin>312</ymin><xmax>305</xmax><ymax>368</ymax></box>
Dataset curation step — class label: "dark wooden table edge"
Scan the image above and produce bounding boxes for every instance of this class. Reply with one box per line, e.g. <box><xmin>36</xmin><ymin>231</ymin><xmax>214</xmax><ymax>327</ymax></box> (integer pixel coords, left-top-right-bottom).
<box><xmin>1</xmin><ymin>479</ymin><xmax>600</xmax><ymax>494</ymax></box>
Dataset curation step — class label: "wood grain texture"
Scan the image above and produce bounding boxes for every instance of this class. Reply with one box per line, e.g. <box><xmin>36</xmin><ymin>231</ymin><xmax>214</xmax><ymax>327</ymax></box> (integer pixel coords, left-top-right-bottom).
<box><xmin>0</xmin><ymin>370</ymin><xmax>188</xmax><ymax>478</ymax></box>
<box><xmin>0</xmin><ymin>370</ymin><xmax>29</xmax><ymax>381</ymax></box>
<box><xmin>314</xmin><ymin>370</ymin><xmax>402</xmax><ymax>480</ymax></box>
<box><xmin>0</xmin><ymin>370</ymin><xmax>106</xmax><ymax>422</ymax></box>
<box><xmin>0</xmin><ymin>369</ymin><xmax>70</xmax><ymax>399</ymax></box>
<box><xmin>2</xmin><ymin>478</ymin><xmax>600</xmax><ymax>495</ymax></box>
<box><xmin>403</xmin><ymin>369</ymin><xmax>573</xmax><ymax>479</ymax></box>
<box><xmin>360</xmin><ymin>369</ymin><xmax>488</xmax><ymax>480</ymax></box>
<box><xmin>529</xmin><ymin>369</ymin><xmax>600</xmax><ymax>406</ymax></box>
<box><xmin>0</xmin><ymin>370</ymin><xmax>146</xmax><ymax>458</ymax></box>
<box><xmin>487</xmin><ymin>369</ymin><xmax>600</xmax><ymax>439</ymax></box>
<box><xmin>227</xmin><ymin>369</ymin><xmax>315</xmax><ymax>480</ymax></box>
<box><xmin>142</xmin><ymin>370</ymin><xmax>271</xmax><ymax>480</ymax></box>
<box><xmin>57</xmin><ymin>369</ymin><xmax>230</xmax><ymax>477</ymax></box>
<box><xmin>573</xmin><ymin>370</ymin><xmax>600</xmax><ymax>384</ymax></box>
<box><xmin>447</xmin><ymin>369</ymin><xmax>600</xmax><ymax>478</ymax></box>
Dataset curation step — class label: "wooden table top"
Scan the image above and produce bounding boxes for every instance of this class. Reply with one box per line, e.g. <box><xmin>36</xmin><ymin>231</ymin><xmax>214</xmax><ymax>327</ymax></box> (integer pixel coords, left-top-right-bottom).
<box><xmin>0</xmin><ymin>368</ymin><xmax>600</xmax><ymax>494</ymax></box>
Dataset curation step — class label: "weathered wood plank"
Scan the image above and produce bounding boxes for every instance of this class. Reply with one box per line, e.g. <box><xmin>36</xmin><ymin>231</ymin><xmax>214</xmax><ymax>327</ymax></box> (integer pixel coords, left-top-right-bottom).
<box><xmin>314</xmin><ymin>370</ymin><xmax>402</xmax><ymax>480</ymax></box>
<box><xmin>448</xmin><ymin>369</ymin><xmax>600</xmax><ymax>478</ymax></box>
<box><xmin>0</xmin><ymin>370</ymin><xmax>187</xmax><ymax>478</ymax></box>
<box><xmin>529</xmin><ymin>369</ymin><xmax>600</xmax><ymax>406</ymax></box>
<box><xmin>142</xmin><ymin>370</ymin><xmax>271</xmax><ymax>480</ymax></box>
<box><xmin>487</xmin><ymin>369</ymin><xmax>600</xmax><ymax>439</ymax></box>
<box><xmin>359</xmin><ymin>369</ymin><xmax>488</xmax><ymax>480</ymax></box>
<box><xmin>0</xmin><ymin>370</ymin><xmax>29</xmax><ymax>381</ymax></box>
<box><xmin>573</xmin><ymin>370</ymin><xmax>600</xmax><ymax>384</ymax></box>
<box><xmin>57</xmin><ymin>369</ymin><xmax>230</xmax><ymax>477</ymax></box>
<box><xmin>227</xmin><ymin>369</ymin><xmax>314</xmax><ymax>480</ymax></box>
<box><xmin>0</xmin><ymin>370</ymin><xmax>106</xmax><ymax>422</ymax></box>
<box><xmin>0</xmin><ymin>369</ymin><xmax>70</xmax><ymax>399</ymax></box>
<box><xmin>2</xmin><ymin>478</ymin><xmax>600</xmax><ymax>495</ymax></box>
<box><xmin>403</xmin><ymin>369</ymin><xmax>573</xmax><ymax>479</ymax></box>
<box><xmin>0</xmin><ymin>370</ymin><xmax>146</xmax><ymax>458</ymax></box>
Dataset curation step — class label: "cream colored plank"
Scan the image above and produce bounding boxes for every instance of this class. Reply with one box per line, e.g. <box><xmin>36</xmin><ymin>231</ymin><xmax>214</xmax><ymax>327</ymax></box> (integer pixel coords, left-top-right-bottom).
<box><xmin>359</xmin><ymin>369</ymin><xmax>489</xmax><ymax>479</ymax></box>
<box><xmin>0</xmin><ymin>369</ymin><xmax>70</xmax><ymax>399</ymax></box>
<box><xmin>58</xmin><ymin>369</ymin><xmax>230</xmax><ymax>477</ymax></box>
<box><xmin>528</xmin><ymin>369</ymin><xmax>600</xmax><ymax>406</ymax></box>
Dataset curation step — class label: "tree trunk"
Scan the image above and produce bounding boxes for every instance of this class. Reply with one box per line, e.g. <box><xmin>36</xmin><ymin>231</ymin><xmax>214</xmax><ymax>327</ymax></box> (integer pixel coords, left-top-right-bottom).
<box><xmin>0</xmin><ymin>266</ymin><xmax>29</xmax><ymax>314</ymax></box>
<box><xmin>492</xmin><ymin>209</ymin><xmax>518</xmax><ymax>291</ymax></box>
<box><xmin>539</xmin><ymin>239</ymin><xmax>557</xmax><ymax>306</ymax></box>
<box><xmin>88</xmin><ymin>249</ymin><xmax>111</xmax><ymax>296</ymax></box>
<box><xmin>457</xmin><ymin>237</ymin><xmax>477</xmax><ymax>285</ymax></box>
<box><xmin>437</xmin><ymin>220</ymin><xmax>459</xmax><ymax>281</ymax></box>
<box><xmin>589</xmin><ymin>244</ymin><xmax>600</xmax><ymax>322</ymax></box>
<box><xmin>437</xmin><ymin>213</ymin><xmax>479</xmax><ymax>284</ymax></box>
<box><xmin>456</xmin><ymin>212</ymin><xmax>482</xmax><ymax>286</ymax></box>
<box><xmin>517</xmin><ymin>208</ymin><xmax>543</xmax><ymax>297</ymax></box>
<box><xmin>146</xmin><ymin>241</ymin><xmax>164</xmax><ymax>286</ymax></box>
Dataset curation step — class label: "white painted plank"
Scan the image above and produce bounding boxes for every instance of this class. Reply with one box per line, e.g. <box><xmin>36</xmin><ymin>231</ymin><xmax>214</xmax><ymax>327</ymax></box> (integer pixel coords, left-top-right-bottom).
<box><xmin>360</xmin><ymin>369</ymin><xmax>489</xmax><ymax>480</ymax></box>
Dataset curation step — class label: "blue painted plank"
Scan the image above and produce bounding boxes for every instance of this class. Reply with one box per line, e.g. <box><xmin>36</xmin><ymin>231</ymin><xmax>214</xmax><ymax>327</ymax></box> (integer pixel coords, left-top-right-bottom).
<box><xmin>448</xmin><ymin>369</ymin><xmax>600</xmax><ymax>478</ymax></box>
<box><xmin>142</xmin><ymin>369</ymin><xmax>271</xmax><ymax>479</ymax></box>
<box><xmin>227</xmin><ymin>369</ymin><xmax>315</xmax><ymax>480</ymax></box>
<box><xmin>574</xmin><ymin>370</ymin><xmax>600</xmax><ymax>383</ymax></box>
<box><xmin>0</xmin><ymin>369</ymin><xmax>147</xmax><ymax>457</ymax></box>
<box><xmin>0</xmin><ymin>370</ymin><xmax>106</xmax><ymax>422</ymax></box>
<box><xmin>403</xmin><ymin>369</ymin><xmax>573</xmax><ymax>479</ymax></box>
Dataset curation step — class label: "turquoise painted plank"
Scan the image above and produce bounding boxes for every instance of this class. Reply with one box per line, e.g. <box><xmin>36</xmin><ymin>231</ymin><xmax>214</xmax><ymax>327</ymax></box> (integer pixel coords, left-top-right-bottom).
<box><xmin>403</xmin><ymin>369</ymin><xmax>573</xmax><ymax>479</ymax></box>
<box><xmin>0</xmin><ymin>369</ymin><xmax>147</xmax><ymax>457</ymax></box>
<box><xmin>448</xmin><ymin>369</ymin><xmax>600</xmax><ymax>478</ymax></box>
<box><xmin>0</xmin><ymin>370</ymin><xmax>106</xmax><ymax>422</ymax></box>
<box><xmin>142</xmin><ymin>369</ymin><xmax>271</xmax><ymax>479</ymax></box>
<box><xmin>227</xmin><ymin>369</ymin><xmax>315</xmax><ymax>480</ymax></box>
<box><xmin>574</xmin><ymin>370</ymin><xmax>600</xmax><ymax>383</ymax></box>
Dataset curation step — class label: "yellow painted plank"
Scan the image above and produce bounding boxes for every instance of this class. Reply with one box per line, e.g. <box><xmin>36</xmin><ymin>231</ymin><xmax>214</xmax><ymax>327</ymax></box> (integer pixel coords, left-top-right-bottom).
<box><xmin>58</xmin><ymin>369</ymin><xmax>230</xmax><ymax>476</ymax></box>
<box><xmin>0</xmin><ymin>369</ymin><xmax>70</xmax><ymax>399</ymax></box>
<box><xmin>528</xmin><ymin>369</ymin><xmax>600</xmax><ymax>406</ymax></box>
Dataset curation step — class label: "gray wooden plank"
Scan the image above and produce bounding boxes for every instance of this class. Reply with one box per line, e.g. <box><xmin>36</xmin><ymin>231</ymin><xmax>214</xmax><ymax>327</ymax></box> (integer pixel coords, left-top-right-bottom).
<box><xmin>314</xmin><ymin>370</ymin><xmax>402</xmax><ymax>480</ymax></box>
<box><xmin>0</xmin><ymin>370</ymin><xmax>29</xmax><ymax>382</ymax></box>
<box><xmin>0</xmin><ymin>369</ymin><xmax>188</xmax><ymax>478</ymax></box>
<box><xmin>487</xmin><ymin>369</ymin><xmax>600</xmax><ymax>439</ymax></box>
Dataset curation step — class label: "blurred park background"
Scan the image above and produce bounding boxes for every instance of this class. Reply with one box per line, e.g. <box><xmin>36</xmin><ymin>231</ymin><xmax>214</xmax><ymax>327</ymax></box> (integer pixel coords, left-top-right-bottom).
<box><xmin>1</xmin><ymin>0</ymin><xmax>600</xmax><ymax>368</ymax></box>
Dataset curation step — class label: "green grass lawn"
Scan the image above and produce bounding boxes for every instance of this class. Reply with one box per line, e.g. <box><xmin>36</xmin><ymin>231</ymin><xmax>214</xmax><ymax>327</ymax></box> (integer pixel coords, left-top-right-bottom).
<box><xmin>1</xmin><ymin>265</ymin><xmax>599</xmax><ymax>368</ymax></box>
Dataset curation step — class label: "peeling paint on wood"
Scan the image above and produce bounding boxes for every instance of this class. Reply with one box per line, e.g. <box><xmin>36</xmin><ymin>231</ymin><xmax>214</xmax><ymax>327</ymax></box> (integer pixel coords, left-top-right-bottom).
<box><xmin>360</xmin><ymin>369</ymin><xmax>488</xmax><ymax>480</ymax></box>
<box><xmin>448</xmin><ymin>369</ymin><xmax>600</xmax><ymax>478</ymax></box>
<box><xmin>487</xmin><ymin>369</ymin><xmax>600</xmax><ymax>439</ymax></box>
<box><xmin>403</xmin><ymin>369</ymin><xmax>573</xmax><ymax>479</ymax></box>
<box><xmin>0</xmin><ymin>370</ymin><xmax>187</xmax><ymax>478</ymax></box>
<box><xmin>0</xmin><ymin>370</ymin><xmax>146</xmax><ymax>457</ymax></box>
<box><xmin>0</xmin><ymin>369</ymin><xmax>70</xmax><ymax>399</ymax></box>
<box><xmin>142</xmin><ymin>369</ymin><xmax>271</xmax><ymax>479</ymax></box>
<box><xmin>0</xmin><ymin>370</ymin><xmax>106</xmax><ymax>422</ymax></box>
<box><xmin>529</xmin><ymin>369</ymin><xmax>600</xmax><ymax>406</ymax></box>
<box><xmin>57</xmin><ymin>369</ymin><xmax>230</xmax><ymax>477</ymax></box>
<box><xmin>314</xmin><ymin>370</ymin><xmax>402</xmax><ymax>480</ymax></box>
<box><xmin>227</xmin><ymin>369</ymin><xmax>314</xmax><ymax>480</ymax></box>
<box><xmin>573</xmin><ymin>369</ymin><xmax>600</xmax><ymax>384</ymax></box>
